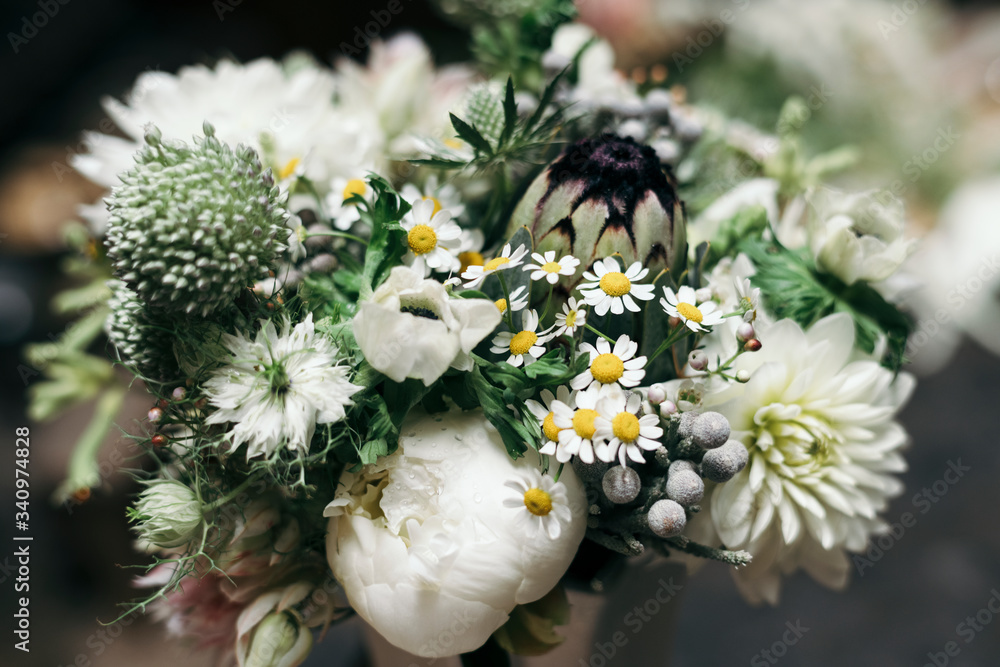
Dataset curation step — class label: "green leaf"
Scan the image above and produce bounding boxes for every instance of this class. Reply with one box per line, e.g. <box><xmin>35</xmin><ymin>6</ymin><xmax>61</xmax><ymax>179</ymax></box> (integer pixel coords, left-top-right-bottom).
<box><xmin>450</xmin><ymin>113</ymin><xmax>494</xmax><ymax>157</ymax></box>
<box><xmin>499</xmin><ymin>77</ymin><xmax>518</xmax><ymax>148</ymax></box>
<box><xmin>467</xmin><ymin>365</ymin><xmax>535</xmax><ymax>458</ymax></box>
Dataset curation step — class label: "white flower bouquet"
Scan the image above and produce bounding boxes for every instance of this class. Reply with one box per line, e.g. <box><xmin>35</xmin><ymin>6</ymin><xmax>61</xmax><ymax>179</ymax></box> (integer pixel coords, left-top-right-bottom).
<box><xmin>28</xmin><ymin>2</ymin><xmax>920</xmax><ymax>664</ymax></box>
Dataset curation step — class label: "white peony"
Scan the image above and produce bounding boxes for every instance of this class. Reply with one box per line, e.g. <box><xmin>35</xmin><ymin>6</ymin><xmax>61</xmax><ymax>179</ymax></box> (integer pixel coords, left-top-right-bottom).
<box><xmin>705</xmin><ymin>313</ymin><xmax>914</xmax><ymax>604</ymax></box>
<box><xmin>804</xmin><ymin>187</ymin><xmax>915</xmax><ymax>286</ymax></box>
<box><xmin>324</xmin><ymin>408</ymin><xmax>587</xmax><ymax>657</ymax></box>
<box><xmin>352</xmin><ymin>267</ymin><xmax>501</xmax><ymax>385</ymax></box>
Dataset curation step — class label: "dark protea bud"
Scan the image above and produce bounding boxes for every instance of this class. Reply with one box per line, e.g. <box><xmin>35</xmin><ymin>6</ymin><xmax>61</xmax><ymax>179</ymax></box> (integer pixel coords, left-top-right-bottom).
<box><xmin>508</xmin><ymin>134</ymin><xmax>685</xmax><ymax>284</ymax></box>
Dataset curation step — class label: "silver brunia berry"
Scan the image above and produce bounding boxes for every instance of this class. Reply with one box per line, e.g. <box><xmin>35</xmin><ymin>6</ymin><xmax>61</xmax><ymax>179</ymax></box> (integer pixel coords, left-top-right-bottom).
<box><xmin>105</xmin><ymin>123</ymin><xmax>287</xmax><ymax>317</ymax></box>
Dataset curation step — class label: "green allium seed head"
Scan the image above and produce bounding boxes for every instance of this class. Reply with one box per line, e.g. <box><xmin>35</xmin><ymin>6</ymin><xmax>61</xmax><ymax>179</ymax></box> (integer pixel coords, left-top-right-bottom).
<box><xmin>105</xmin><ymin>122</ymin><xmax>287</xmax><ymax>317</ymax></box>
<box><xmin>106</xmin><ymin>280</ymin><xmax>180</xmax><ymax>382</ymax></box>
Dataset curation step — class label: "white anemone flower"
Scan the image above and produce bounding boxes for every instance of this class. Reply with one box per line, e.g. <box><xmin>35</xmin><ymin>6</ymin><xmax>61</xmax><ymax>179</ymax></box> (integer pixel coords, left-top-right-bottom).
<box><xmin>661</xmin><ymin>285</ymin><xmax>726</xmax><ymax>332</ymax></box>
<box><xmin>553</xmin><ymin>297</ymin><xmax>587</xmax><ymax>337</ymax></box>
<box><xmin>490</xmin><ymin>310</ymin><xmax>551</xmax><ymax>367</ymax></box>
<box><xmin>593</xmin><ymin>388</ymin><xmax>663</xmax><ymax>465</ymax></box>
<box><xmin>571</xmin><ymin>334</ymin><xmax>646</xmax><ymax>390</ymax></box>
<box><xmin>523</xmin><ymin>251</ymin><xmax>581</xmax><ymax>285</ymax></box>
<box><xmin>578</xmin><ymin>257</ymin><xmax>656</xmax><ymax>316</ymax></box>
<box><xmin>204</xmin><ymin>314</ymin><xmax>361</xmax><ymax>459</ymax></box>
<box><xmin>461</xmin><ymin>243</ymin><xmax>529</xmax><ymax>289</ymax></box>
<box><xmin>503</xmin><ymin>471</ymin><xmax>575</xmax><ymax>540</ymax></box>
<box><xmin>324</xmin><ymin>409</ymin><xmax>586</xmax><ymax>658</ymax></box>
<box><xmin>706</xmin><ymin>313</ymin><xmax>914</xmax><ymax>605</ymax></box>
<box><xmin>401</xmin><ymin>198</ymin><xmax>462</xmax><ymax>275</ymax></box>
<box><xmin>353</xmin><ymin>267</ymin><xmax>501</xmax><ymax>385</ymax></box>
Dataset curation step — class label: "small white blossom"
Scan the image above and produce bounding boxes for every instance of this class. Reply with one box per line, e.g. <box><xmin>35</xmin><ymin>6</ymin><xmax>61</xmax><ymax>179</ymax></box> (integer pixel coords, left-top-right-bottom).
<box><xmin>578</xmin><ymin>258</ymin><xmax>656</xmax><ymax>316</ymax></box>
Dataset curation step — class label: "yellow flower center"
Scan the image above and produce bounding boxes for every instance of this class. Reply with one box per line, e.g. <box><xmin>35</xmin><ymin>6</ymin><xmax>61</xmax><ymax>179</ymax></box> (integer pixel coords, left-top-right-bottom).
<box><xmin>572</xmin><ymin>409</ymin><xmax>599</xmax><ymax>439</ymax></box>
<box><xmin>278</xmin><ymin>157</ymin><xmax>301</xmax><ymax>180</ymax></box>
<box><xmin>542</xmin><ymin>261</ymin><xmax>562</xmax><ymax>274</ymax></box>
<box><xmin>523</xmin><ymin>488</ymin><xmax>553</xmax><ymax>516</ymax></box>
<box><xmin>612</xmin><ymin>412</ymin><xmax>641</xmax><ymax>443</ymax></box>
<box><xmin>444</xmin><ymin>137</ymin><xmax>464</xmax><ymax>149</ymax></box>
<box><xmin>677</xmin><ymin>302</ymin><xmax>703</xmax><ymax>323</ymax></box>
<box><xmin>484</xmin><ymin>256</ymin><xmax>510</xmax><ymax>272</ymax></box>
<box><xmin>542</xmin><ymin>412</ymin><xmax>561</xmax><ymax>441</ymax></box>
<box><xmin>509</xmin><ymin>331</ymin><xmax>538</xmax><ymax>356</ymax></box>
<box><xmin>599</xmin><ymin>272</ymin><xmax>631</xmax><ymax>297</ymax></box>
<box><xmin>342</xmin><ymin>178</ymin><xmax>367</xmax><ymax>202</ymax></box>
<box><xmin>591</xmin><ymin>353</ymin><xmax>625</xmax><ymax>384</ymax></box>
<box><xmin>407</xmin><ymin>224</ymin><xmax>438</xmax><ymax>255</ymax></box>
<box><xmin>459</xmin><ymin>251</ymin><xmax>484</xmax><ymax>273</ymax></box>
<box><xmin>423</xmin><ymin>196</ymin><xmax>443</xmax><ymax>216</ymax></box>
<box><xmin>564</xmin><ymin>310</ymin><xmax>577</xmax><ymax>328</ymax></box>
<box><xmin>494</xmin><ymin>298</ymin><xmax>508</xmax><ymax>313</ymax></box>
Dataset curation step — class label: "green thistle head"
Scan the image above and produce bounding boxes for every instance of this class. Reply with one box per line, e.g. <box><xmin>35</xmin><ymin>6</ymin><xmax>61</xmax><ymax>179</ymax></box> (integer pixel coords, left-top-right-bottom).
<box><xmin>104</xmin><ymin>123</ymin><xmax>287</xmax><ymax>318</ymax></box>
<box><xmin>106</xmin><ymin>280</ymin><xmax>179</xmax><ymax>382</ymax></box>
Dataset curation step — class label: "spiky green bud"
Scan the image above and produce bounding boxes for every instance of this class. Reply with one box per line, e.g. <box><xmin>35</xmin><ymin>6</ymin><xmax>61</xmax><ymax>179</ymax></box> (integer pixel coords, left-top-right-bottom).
<box><xmin>131</xmin><ymin>479</ymin><xmax>203</xmax><ymax>548</ymax></box>
<box><xmin>105</xmin><ymin>122</ymin><xmax>287</xmax><ymax>317</ymax></box>
<box><xmin>464</xmin><ymin>82</ymin><xmax>505</xmax><ymax>148</ymax></box>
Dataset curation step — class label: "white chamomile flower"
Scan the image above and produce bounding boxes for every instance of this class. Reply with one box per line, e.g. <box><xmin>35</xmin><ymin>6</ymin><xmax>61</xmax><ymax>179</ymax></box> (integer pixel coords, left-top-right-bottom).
<box><xmin>527</xmin><ymin>386</ymin><xmax>573</xmax><ymax>456</ymax></box>
<box><xmin>400</xmin><ymin>176</ymin><xmax>466</xmax><ymax>221</ymax></box>
<box><xmin>735</xmin><ymin>277</ymin><xmax>761</xmax><ymax>322</ymax></box>
<box><xmin>551</xmin><ymin>385</ymin><xmax>605</xmax><ymax>464</ymax></box>
<box><xmin>490</xmin><ymin>309</ymin><xmax>551</xmax><ymax>367</ymax></box>
<box><xmin>285</xmin><ymin>213</ymin><xmax>307</xmax><ymax>262</ymax></box>
<box><xmin>593</xmin><ymin>388</ymin><xmax>663</xmax><ymax>466</ymax></box>
<box><xmin>661</xmin><ymin>285</ymin><xmax>726</xmax><ymax>332</ymax></box>
<box><xmin>401</xmin><ymin>198</ymin><xmax>462</xmax><ymax>274</ymax></box>
<box><xmin>457</xmin><ymin>228</ymin><xmax>486</xmax><ymax>275</ymax></box>
<box><xmin>554</xmin><ymin>297</ymin><xmax>587</xmax><ymax>337</ymax></box>
<box><xmin>503</xmin><ymin>471</ymin><xmax>574</xmax><ymax>540</ymax></box>
<box><xmin>494</xmin><ymin>285</ymin><xmax>529</xmax><ymax>315</ymax></box>
<box><xmin>571</xmin><ymin>334</ymin><xmax>646</xmax><ymax>391</ymax></box>
<box><xmin>578</xmin><ymin>258</ymin><xmax>656</xmax><ymax>316</ymax></box>
<box><xmin>523</xmin><ymin>251</ymin><xmax>581</xmax><ymax>285</ymax></box>
<box><xmin>204</xmin><ymin>314</ymin><xmax>361</xmax><ymax>460</ymax></box>
<box><xmin>461</xmin><ymin>243</ymin><xmax>528</xmax><ymax>289</ymax></box>
<box><xmin>327</xmin><ymin>176</ymin><xmax>372</xmax><ymax>230</ymax></box>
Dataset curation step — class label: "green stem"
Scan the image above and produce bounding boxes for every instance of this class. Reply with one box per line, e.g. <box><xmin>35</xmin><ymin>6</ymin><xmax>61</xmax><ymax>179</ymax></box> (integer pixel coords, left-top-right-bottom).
<box><xmin>203</xmin><ymin>476</ymin><xmax>260</xmax><ymax>512</ymax></box>
<box><xmin>496</xmin><ymin>272</ymin><xmax>516</xmax><ymax>331</ymax></box>
<box><xmin>584</xmin><ymin>323</ymin><xmax>616</xmax><ymax>344</ymax></box>
<box><xmin>645</xmin><ymin>326</ymin><xmax>694</xmax><ymax>366</ymax></box>
<box><xmin>305</xmin><ymin>230</ymin><xmax>369</xmax><ymax>246</ymax></box>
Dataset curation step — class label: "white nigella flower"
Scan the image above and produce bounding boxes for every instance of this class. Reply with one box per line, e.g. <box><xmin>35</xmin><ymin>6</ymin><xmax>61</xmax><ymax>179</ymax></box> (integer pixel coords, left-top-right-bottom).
<box><xmin>526</xmin><ymin>386</ymin><xmax>572</xmax><ymax>455</ymax></box>
<box><xmin>706</xmin><ymin>314</ymin><xmax>914</xmax><ymax>605</ymax></box>
<box><xmin>326</xmin><ymin>176</ymin><xmax>372</xmax><ymax>231</ymax></box>
<box><xmin>503</xmin><ymin>471</ymin><xmax>574</xmax><ymax>540</ymax></box>
<box><xmin>490</xmin><ymin>309</ymin><xmax>551</xmax><ymax>367</ymax></box>
<box><xmin>553</xmin><ymin>297</ymin><xmax>587</xmax><ymax>337</ymax></box>
<box><xmin>593</xmin><ymin>388</ymin><xmax>664</xmax><ymax>466</ymax></box>
<box><xmin>204</xmin><ymin>314</ymin><xmax>361</xmax><ymax>460</ymax></box>
<box><xmin>494</xmin><ymin>285</ymin><xmax>529</xmax><ymax>316</ymax></box>
<box><xmin>400</xmin><ymin>176</ymin><xmax>466</xmax><ymax>221</ymax></box>
<box><xmin>550</xmin><ymin>385</ymin><xmax>605</xmax><ymax>464</ymax></box>
<box><xmin>572</xmin><ymin>334</ymin><xmax>646</xmax><ymax>391</ymax></box>
<box><xmin>805</xmin><ymin>187</ymin><xmax>916</xmax><ymax>286</ymax></box>
<box><xmin>578</xmin><ymin>258</ymin><xmax>656</xmax><ymax>316</ymax></box>
<box><xmin>523</xmin><ymin>251</ymin><xmax>581</xmax><ymax>285</ymax></box>
<box><xmin>661</xmin><ymin>285</ymin><xmax>726</xmax><ymax>332</ymax></box>
<box><xmin>401</xmin><ymin>198</ymin><xmax>462</xmax><ymax>275</ymax></box>
<box><xmin>324</xmin><ymin>409</ymin><xmax>586</xmax><ymax>658</ymax></box>
<box><xmin>461</xmin><ymin>243</ymin><xmax>529</xmax><ymax>289</ymax></box>
<box><xmin>353</xmin><ymin>266</ymin><xmax>501</xmax><ymax>385</ymax></box>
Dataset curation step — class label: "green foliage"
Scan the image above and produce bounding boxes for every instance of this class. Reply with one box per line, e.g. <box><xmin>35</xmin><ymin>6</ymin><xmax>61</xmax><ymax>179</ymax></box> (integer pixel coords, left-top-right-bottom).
<box><xmin>359</xmin><ymin>174</ymin><xmax>410</xmax><ymax>294</ymax></box>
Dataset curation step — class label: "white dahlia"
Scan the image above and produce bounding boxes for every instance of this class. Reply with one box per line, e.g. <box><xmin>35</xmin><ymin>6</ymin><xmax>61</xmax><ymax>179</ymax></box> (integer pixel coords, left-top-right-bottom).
<box><xmin>706</xmin><ymin>313</ymin><xmax>914</xmax><ymax>604</ymax></box>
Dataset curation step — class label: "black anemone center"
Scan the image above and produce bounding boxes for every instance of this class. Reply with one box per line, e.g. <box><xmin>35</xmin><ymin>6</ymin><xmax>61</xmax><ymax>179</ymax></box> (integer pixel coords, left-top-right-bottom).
<box><xmin>401</xmin><ymin>306</ymin><xmax>439</xmax><ymax>320</ymax></box>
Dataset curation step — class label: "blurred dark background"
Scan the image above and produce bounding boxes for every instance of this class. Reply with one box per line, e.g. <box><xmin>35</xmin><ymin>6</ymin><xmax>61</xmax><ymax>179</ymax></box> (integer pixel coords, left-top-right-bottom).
<box><xmin>1</xmin><ymin>1</ymin><xmax>999</xmax><ymax>666</ymax></box>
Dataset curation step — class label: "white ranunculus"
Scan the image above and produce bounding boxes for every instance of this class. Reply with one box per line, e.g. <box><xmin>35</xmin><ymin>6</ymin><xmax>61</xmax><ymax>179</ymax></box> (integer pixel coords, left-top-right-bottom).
<box><xmin>705</xmin><ymin>313</ymin><xmax>914</xmax><ymax>604</ymax></box>
<box><xmin>324</xmin><ymin>409</ymin><xmax>587</xmax><ymax>658</ymax></box>
<box><xmin>805</xmin><ymin>188</ymin><xmax>915</xmax><ymax>285</ymax></box>
<box><xmin>353</xmin><ymin>267</ymin><xmax>500</xmax><ymax>385</ymax></box>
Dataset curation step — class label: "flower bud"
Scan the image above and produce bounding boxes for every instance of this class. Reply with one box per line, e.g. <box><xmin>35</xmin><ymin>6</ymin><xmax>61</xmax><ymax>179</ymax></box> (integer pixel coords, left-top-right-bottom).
<box><xmin>701</xmin><ymin>440</ymin><xmax>750</xmax><ymax>483</ymax></box>
<box><xmin>242</xmin><ymin>612</ymin><xmax>312</xmax><ymax>667</ymax></box>
<box><xmin>688</xmin><ymin>350</ymin><xmax>708</xmax><ymax>371</ymax></box>
<box><xmin>147</xmin><ymin>407</ymin><xmax>163</xmax><ymax>422</ymax></box>
<box><xmin>602</xmin><ymin>466</ymin><xmax>641</xmax><ymax>504</ymax></box>
<box><xmin>691</xmin><ymin>411</ymin><xmax>730</xmax><ymax>450</ymax></box>
<box><xmin>736</xmin><ymin>369</ymin><xmax>751</xmax><ymax>383</ymax></box>
<box><xmin>736</xmin><ymin>322</ymin><xmax>755</xmax><ymax>342</ymax></box>
<box><xmin>666</xmin><ymin>470</ymin><xmax>704</xmax><ymax>506</ymax></box>
<box><xmin>658</xmin><ymin>400</ymin><xmax>677</xmax><ymax>418</ymax></box>
<box><xmin>132</xmin><ymin>480</ymin><xmax>202</xmax><ymax>548</ymax></box>
<box><xmin>676</xmin><ymin>411</ymin><xmax>699</xmax><ymax>439</ymax></box>
<box><xmin>744</xmin><ymin>338</ymin><xmax>762</xmax><ymax>352</ymax></box>
<box><xmin>507</xmin><ymin>134</ymin><xmax>686</xmax><ymax>286</ymax></box>
<box><xmin>646</xmin><ymin>383</ymin><xmax>667</xmax><ymax>405</ymax></box>
<box><xmin>647</xmin><ymin>499</ymin><xmax>686</xmax><ymax>538</ymax></box>
<box><xmin>668</xmin><ymin>459</ymin><xmax>696</xmax><ymax>475</ymax></box>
